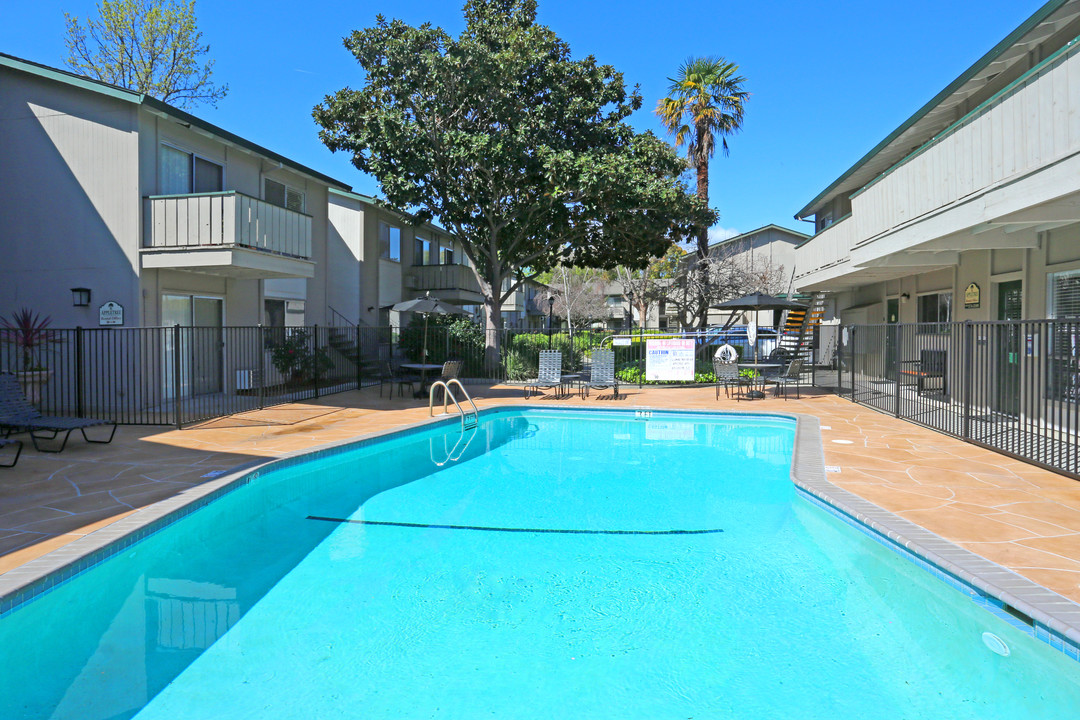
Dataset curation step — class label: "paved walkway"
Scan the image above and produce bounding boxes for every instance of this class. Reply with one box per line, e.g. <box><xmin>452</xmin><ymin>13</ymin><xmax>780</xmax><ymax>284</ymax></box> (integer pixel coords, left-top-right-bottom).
<box><xmin>3</xmin><ymin>383</ymin><xmax>1080</xmax><ymax>605</ymax></box>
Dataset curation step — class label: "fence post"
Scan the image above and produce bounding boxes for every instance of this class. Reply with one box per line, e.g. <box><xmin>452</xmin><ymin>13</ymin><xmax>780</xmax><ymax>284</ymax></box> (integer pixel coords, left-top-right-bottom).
<box><xmin>313</xmin><ymin>324</ymin><xmax>320</xmax><ymax>400</ymax></box>
<box><xmin>893</xmin><ymin>323</ymin><xmax>902</xmax><ymax>418</ymax></box>
<box><xmin>75</xmin><ymin>326</ymin><xmax>85</xmax><ymax>418</ymax></box>
<box><xmin>356</xmin><ymin>323</ymin><xmax>362</xmax><ymax>390</ymax></box>
<box><xmin>257</xmin><ymin>324</ymin><xmax>265</xmax><ymax>411</ymax></box>
<box><xmin>963</xmin><ymin>320</ymin><xmax>973</xmax><ymax>441</ymax></box>
<box><xmin>173</xmin><ymin>324</ymin><xmax>183</xmax><ymax>429</ymax></box>
<box><xmin>849</xmin><ymin>326</ymin><xmax>856</xmax><ymax>401</ymax></box>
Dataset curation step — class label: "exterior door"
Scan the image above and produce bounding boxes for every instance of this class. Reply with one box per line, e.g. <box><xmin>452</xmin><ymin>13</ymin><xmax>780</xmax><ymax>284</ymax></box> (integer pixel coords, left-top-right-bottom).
<box><xmin>162</xmin><ymin>295</ymin><xmax>224</xmax><ymax>399</ymax></box>
<box><xmin>995</xmin><ymin>281</ymin><xmax>1022</xmax><ymax>415</ymax></box>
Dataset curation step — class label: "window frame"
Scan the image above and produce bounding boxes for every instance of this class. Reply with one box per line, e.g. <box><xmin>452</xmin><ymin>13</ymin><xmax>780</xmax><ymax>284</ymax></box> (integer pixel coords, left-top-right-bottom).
<box><xmin>159</xmin><ymin>142</ymin><xmax>224</xmax><ymax>195</ymax></box>
<box><xmin>263</xmin><ymin>178</ymin><xmax>306</xmax><ymax>214</ymax></box>
<box><xmin>916</xmin><ymin>290</ymin><xmax>952</xmax><ymax>334</ymax></box>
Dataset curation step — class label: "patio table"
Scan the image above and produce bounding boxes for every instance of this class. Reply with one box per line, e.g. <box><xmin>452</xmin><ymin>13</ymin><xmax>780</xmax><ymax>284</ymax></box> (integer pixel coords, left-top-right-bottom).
<box><xmin>737</xmin><ymin>362</ymin><xmax>782</xmax><ymax>400</ymax></box>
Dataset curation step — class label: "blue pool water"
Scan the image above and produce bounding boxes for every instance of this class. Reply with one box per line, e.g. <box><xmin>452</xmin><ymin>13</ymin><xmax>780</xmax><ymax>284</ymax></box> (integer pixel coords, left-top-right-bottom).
<box><xmin>2</xmin><ymin>409</ymin><xmax>1080</xmax><ymax>718</ymax></box>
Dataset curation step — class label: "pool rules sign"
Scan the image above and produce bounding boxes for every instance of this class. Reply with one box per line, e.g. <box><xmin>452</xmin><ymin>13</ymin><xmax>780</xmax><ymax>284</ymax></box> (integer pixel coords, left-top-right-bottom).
<box><xmin>645</xmin><ymin>339</ymin><xmax>696</xmax><ymax>382</ymax></box>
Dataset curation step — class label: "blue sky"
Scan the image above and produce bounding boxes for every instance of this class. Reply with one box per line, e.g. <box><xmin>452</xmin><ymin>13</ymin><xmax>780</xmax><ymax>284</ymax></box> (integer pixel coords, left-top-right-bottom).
<box><xmin>2</xmin><ymin>0</ymin><xmax>1047</xmax><ymax>240</ymax></box>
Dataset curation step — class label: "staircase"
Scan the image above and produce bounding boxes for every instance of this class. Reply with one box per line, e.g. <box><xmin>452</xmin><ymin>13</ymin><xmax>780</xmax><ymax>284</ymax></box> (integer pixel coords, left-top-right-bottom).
<box><xmin>326</xmin><ymin>308</ymin><xmax>388</xmax><ymax>386</ymax></box>
<box><xmin>777</xmin><ymin>292</ymin><xmax>827</xmax><ymax>365</ymax></box>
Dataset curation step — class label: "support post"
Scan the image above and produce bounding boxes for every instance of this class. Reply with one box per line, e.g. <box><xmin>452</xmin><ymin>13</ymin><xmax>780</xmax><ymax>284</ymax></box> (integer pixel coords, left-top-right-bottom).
<box><xmin>75</xmin><ymin>326</ymin><xmax>84</xmax><ymax>418</ymax></box>
<box><xmin>173</xmin><ymin>324</ymin><xmax>183</xmax><ymax>429</ymax></box>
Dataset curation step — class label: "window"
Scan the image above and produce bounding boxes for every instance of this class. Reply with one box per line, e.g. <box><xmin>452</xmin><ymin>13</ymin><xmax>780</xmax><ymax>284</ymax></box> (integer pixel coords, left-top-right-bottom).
<box><xmin>379</xmin><ymin>222</ymin><xmax>401</xmax><ymax>261</ymax></box>
<box><xmin>440</xmin><ymin>245</ymin><xmax>454</xmax><ymax>265</ymax></box>
<box><xmin>159</xmin><ymin>144</ymin><xmax>223</xmax><ymax>194</ymax></box>
<box><xmin>263</xmin><ymin>179</ymin><xmax>305</xmax><ymax>213</ymax></box>
<box><xmin>414</xmin><ymin>237</ymin><xmax>431</xmax><ymax>265</ymax></box>
<box><xmin>1047</xmin><ymin>269</ymin><xmax>1080</xmax><ymax>402</ymax></box>
<box><xmin>917</xmin><ymin>292</ymin><xmax>952</xmax><ymax>332</ymax></box>
<box><xmin>1048</xmin><ymin>269</ymin><xmax>1080</xmax><ymax>319</ymax></box>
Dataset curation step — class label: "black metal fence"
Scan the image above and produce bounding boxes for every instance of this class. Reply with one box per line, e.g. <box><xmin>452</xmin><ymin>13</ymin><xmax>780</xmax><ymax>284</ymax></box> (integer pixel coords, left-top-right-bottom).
<box><xmin>1</xmin><ymin>323</ymin><xmax>796</xmax><ymax>427</ymax></box>
<box><xmin>833</xmin><ymin>320</ymin><xmax>1080</xmax><ymax>479</ymax></box>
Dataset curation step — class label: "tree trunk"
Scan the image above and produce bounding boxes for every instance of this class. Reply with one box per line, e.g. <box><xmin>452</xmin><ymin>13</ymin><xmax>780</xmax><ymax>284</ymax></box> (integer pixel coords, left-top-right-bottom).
<box><xmin>483</xmin><ymin>293</ymin><xmax>503</xmax><ymax>379</ymax></box>
<box><xmin>695</xmin><ymin>130</ymin><xmax>711</xmax><ymax>330</ymax></box>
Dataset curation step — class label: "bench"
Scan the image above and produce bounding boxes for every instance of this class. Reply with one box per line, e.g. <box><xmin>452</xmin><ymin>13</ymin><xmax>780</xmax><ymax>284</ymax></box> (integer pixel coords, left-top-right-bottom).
<box><xmin>899</xmin><ymin>349</ymin><xmax>947</xmax><ymax>395</ymax></box>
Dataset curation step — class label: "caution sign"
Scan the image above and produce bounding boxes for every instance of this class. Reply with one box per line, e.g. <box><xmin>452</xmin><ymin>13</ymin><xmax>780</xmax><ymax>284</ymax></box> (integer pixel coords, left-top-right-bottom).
<box><xmin>645</xmin><ymin>338</ymin><xmax>695</xmax><ymax>381</ymax></box>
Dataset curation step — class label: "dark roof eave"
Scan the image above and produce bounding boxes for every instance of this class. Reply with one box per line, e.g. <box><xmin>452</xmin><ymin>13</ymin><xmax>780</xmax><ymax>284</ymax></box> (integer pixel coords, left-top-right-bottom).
<box><xmin>794</xmin><ymin>0</ymin><xmax>1071</xmax><ymax>220</ymax></box>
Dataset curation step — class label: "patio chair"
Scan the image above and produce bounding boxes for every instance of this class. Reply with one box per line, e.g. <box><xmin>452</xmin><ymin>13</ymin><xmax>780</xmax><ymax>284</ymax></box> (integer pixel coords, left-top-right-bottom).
<box><xmin>712</xmin><ymin>357</ymin><xmax>743</xmax><ymax>400</ymax></box>
<box><xmin>383</xmin><ymin>361</ymin><xmax>420</xmax><ymax>398</ymax></box>
<box><xmin>523</xmin><ymin>350</ymin><xmax>562</xmax><ymax>399</ymax></box>
<box><xmin>763</xmin><ymin>358</ymin><xmax>804</xmax><ymax>400</ymax></box>
<box><xmin>431</xmin><ymin>360</ymin><xmax>463</xmax><ymax>402</ymax></box>
<box><xmin>579</xmin><ymin>349</ymin><xmax>619</xmax><ymax>399</ymax></box>
<box><xmin>0</xmin><ymin>438</ymin><xmax>22</xmax><ymax>467</ymax></box>
<box><xmin>0</xmin><ymin>374</ymin><xmax>117</xmax><ymax>452</ymax></box>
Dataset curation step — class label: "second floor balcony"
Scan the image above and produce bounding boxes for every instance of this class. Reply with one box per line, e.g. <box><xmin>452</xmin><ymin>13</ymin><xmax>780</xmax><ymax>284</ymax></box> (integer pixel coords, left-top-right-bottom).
<box><xmin>407</xmin><ymin>263</ymin><xmax>485</xmax><ymax>304</ymax></box>
<box><xmin>140</xmin><ymin>191</ymin><xmax>314</xmax><ymax>279</ymax></box>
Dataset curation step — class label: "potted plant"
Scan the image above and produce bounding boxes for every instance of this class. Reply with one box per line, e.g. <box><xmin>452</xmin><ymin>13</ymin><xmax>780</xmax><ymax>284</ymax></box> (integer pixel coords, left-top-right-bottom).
<box><xmin>0</xmin><ymin>308</ymin><xmax>61</xmax><ymax>403</ymax></box>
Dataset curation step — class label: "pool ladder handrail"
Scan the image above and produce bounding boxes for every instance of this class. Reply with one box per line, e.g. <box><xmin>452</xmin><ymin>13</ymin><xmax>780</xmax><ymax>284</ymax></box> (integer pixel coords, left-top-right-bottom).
<box><xmin>429</xmin><ymin>378</ymin><xmax>479</xmax><ymax>430</ymax></box>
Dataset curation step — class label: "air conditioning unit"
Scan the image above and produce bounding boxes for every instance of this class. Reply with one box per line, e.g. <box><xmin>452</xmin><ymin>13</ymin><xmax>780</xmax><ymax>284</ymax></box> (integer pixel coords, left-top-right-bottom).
<box><xmin>236</xmin><ymin>369</ymin><xmax>260</xmax><ymax>390</ymax></box>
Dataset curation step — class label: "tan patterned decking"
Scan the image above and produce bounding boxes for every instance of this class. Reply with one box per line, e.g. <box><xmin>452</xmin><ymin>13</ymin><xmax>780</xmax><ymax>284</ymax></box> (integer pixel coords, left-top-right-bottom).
<box><xmin>2</xmin><ymin>383</ymin><xmax>1080</xmax><ymax>605</ymax></box>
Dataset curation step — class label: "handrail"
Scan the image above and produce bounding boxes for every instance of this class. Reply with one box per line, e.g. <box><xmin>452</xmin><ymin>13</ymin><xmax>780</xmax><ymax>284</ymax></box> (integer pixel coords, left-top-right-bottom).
<box><xmin>429</xmin><ymin>378</ymin><xmax>479</xmax><ymax>430</ymax></box>
<box><xmin>429</xmin><ymin>425</ymin><xmax>478</xmax><ymax>466</ymax></box>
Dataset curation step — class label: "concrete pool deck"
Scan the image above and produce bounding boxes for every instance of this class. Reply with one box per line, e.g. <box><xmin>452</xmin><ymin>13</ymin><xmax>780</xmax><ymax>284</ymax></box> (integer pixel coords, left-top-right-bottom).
<box><xmin>2</xmin><ymin>382</ymin><xmax>1080</xmax><ymax>609</ymax></box>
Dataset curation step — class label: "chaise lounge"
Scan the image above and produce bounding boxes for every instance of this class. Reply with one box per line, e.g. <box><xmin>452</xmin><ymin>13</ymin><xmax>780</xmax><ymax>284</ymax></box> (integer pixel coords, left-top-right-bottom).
<box><xmin>0</xmin><ymin>374</ymin><xmax>118</xmax><ymax>452</ymax></box>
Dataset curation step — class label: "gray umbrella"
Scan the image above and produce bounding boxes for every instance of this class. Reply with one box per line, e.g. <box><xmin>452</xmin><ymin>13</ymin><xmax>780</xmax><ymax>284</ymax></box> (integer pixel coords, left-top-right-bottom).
<box><xmin>390</xmin><ymin>293</ymin><xmax>468</xmax><ymax>390</ymax></box>
<box><xmin>712</xmin><ymin>293</ymin><xmax>807</xmax><ymax>364</ymax></box>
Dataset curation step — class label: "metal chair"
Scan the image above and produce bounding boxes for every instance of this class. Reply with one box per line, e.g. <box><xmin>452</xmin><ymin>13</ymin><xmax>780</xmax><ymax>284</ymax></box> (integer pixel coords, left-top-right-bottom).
<box><xmin>579</xmin><ymin>349</ymin><xmax>619</xmax><ymax>399</ymax></box>
<box><xmin>0</xmin><ymin>438</ymin><xmax>22</xmax><ymax>467</ymax></box>
<box><xmin>763</xmin><ymin>358</ymin><xmax>804</xmax><ymax>399</ymax></box>
<box><xmin>524</xmin><ymin>350</ymin><xmax>562</xmax><ymax>398</ymax></box>
<box><xmin>712</xmin><ymin>357</ymin><xmax>742</xmax><ymax>400</ymax></box>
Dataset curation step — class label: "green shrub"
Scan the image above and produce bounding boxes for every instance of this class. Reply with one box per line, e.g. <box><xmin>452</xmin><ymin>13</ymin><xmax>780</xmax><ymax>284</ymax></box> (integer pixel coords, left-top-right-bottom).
<box><xmin>269</xmin><ymin>329</ymin><xmax>333</xmax><ymax>383</ymax></box>
<box><xmin>400</xmin><ymin>315</ymin><xmax>486</xmax><ymax>376</ymax></box>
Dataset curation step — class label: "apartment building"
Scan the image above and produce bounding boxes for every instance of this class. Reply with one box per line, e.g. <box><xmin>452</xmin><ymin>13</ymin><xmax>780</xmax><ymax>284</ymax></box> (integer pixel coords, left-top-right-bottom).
<box><xmin>794</xmin><ymin>0</ymin><xmax>1080</xmax><ymax>328</ymax></box>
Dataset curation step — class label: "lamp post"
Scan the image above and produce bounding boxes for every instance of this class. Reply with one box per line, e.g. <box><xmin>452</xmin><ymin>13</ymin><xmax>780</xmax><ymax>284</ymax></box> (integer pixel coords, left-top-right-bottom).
<box><xmin>547</xmin><ymin>296</ymin><xmax>555</xmax><ymax>349</ymax></box>
<box><xmin>626</xmin><ymin>290</ymin><xmax>634</xmax><ymax>333</ymax></box>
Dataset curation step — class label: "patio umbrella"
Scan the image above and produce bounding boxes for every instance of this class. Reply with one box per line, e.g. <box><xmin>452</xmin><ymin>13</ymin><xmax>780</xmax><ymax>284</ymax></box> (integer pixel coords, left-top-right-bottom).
<box><xmin>390</xmin><ymin>293</ymin><xmax>468</xmax><ymax>390</ymax></box>
<box><xmin>713</xmin><ymin>293</ymin><xmax>807</xmax><ymax>363</ymax></box>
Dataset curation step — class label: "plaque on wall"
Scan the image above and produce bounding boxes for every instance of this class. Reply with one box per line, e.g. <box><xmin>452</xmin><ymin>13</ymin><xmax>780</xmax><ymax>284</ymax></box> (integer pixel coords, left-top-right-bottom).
<box><xmin>964</xmin><ymin>282</ymin><xmax>981</xmax><ymax>309</ymax></box>
<box><xmin>98</xmin><ymin>301</ymin><xmax>124</xmax><ymax>326</ymax></box>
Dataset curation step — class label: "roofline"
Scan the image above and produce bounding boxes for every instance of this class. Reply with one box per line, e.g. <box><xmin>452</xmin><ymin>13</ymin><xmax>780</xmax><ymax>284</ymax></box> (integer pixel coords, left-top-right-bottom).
<box><xmin>1</xmin><ymin>52</ymin><xmax>352</xmax><ymax>191</ymax></box>
<box><xmin>329</xmin><ymin>188</ymin><xmax>453</xmax><ymax>236</ymax></box>
<box><xmin>708</xmin><ymin>223</ymin><xmax>810</xmax><ymax>250</ymax></box>
<box><xmin>794</xmin><ymin>0</ymin><xmax>1071</xmax><ymax>220</ymax></box>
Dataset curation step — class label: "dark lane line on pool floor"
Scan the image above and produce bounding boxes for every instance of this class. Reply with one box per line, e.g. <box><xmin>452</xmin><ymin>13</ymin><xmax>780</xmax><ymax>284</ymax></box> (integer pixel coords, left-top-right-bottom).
<box><xmin>306</xmin><ymin>516</ymin><xmax>724</xmax><ymax>536</ymax></box>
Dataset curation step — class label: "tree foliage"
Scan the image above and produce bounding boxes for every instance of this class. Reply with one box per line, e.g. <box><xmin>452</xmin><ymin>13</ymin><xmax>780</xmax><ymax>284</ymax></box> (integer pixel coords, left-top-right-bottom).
<box><xmin>64</xmin><ymin>0</ymin><xmax>227</xmax><ymax>108</ymax></box>
<box><xmin>314</xmin><ymin>0</ymin><xmax>710</xmax><ymax>362</ymax></box>
<box><xmin>657</xmin><ymin>56</ymin><xmax>748</xmax><ymax>328</ymax></box>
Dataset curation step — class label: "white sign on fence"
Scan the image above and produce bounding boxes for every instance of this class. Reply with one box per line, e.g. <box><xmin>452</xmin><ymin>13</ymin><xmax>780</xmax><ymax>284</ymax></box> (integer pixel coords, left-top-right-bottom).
<box><xmin>612</xmin><ymin>337</ymin><xmax>632</xmax><ymax>347</ymax></box>
<box><xmin>98</xmin><ymin>301</ymin><xmax>124</xmax><ymax>326</ymax></box>
<box><xmin>645</xmin><ymin>338</ymin><xmax>695</xmax><ymax>382</ymax></box>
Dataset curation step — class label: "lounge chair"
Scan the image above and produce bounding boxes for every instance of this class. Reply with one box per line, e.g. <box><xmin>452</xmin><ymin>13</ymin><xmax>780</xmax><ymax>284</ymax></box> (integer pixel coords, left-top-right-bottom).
<box><xmin>579</xmin><ymin>349</ymin><xmax>619</xmax><ymax>399</ymax></box>
<box><xmin>713</xmin><ymin>357</ymin><xmax>742</xmax><ymax>400</ymax></box>
<box><xmin>523</xmin><ymin>350</ymin><xmax>562</xmax><ymax>399</ymax></box>
<box><xmin>0</xmin><ymin>374</ymin><xmax>117</xmax><ymax>452</ymax></box>
<box><xmin>0</xmin><ymin>438</ymin><xmax>22</xmax><ymax>467</ymax></box>
<box><xmin>763</xmin><ymin>358</ymin><xmax>804</xmax><ymax>399</ymax></box>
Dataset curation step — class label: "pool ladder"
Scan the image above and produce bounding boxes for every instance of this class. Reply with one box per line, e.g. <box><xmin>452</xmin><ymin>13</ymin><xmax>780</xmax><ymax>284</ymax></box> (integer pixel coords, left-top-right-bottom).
<box><xmin>429</xmin><ymin>378</ymin><xmax>479</xmax><ymax>430</ymax></box>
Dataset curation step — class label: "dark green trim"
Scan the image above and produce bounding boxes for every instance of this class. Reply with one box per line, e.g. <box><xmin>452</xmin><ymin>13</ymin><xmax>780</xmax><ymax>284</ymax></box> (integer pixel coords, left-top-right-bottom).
<box><xmin>851</xmin><ymin>33</ymin><xmax>1080</xmax><ymax>202</ymax></box>
<box><xmin>707</xmin><ymin>223</ymin><xmax>810</xmax><ymax>251</ymax></box>
<box><xmin>1</xmin><ymin>52</ymin><xmax>351</xmax><ymax>192</ymax></box>
<box><xmin>794</xmin><ymin>0</ymin><xmax>1071</xmax><ymax>220</ymax></box>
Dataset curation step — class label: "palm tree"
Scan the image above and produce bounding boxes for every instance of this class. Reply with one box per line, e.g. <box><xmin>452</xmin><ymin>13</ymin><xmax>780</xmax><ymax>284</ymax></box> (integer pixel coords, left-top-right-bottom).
<box><xmin>657</xmin><ymin>56</ymin><xmax>748</xmax><ymax>327</ymax></box>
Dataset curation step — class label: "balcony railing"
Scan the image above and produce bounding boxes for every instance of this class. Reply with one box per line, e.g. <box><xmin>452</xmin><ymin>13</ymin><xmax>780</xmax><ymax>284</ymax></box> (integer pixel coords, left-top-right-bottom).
<box><xmin>794</xmin><ymin>214</ymin><xmax>855</xmax><ymax>283</ymax></box>
<box><xmin>146</xmin><ymin>191</ymin><xmax>312</xmax><ymax>259</ymax></box>
<box><xmin>408</xmin><ymin>263</ymin><xmax>482</xmax><ymax>294</ymax></box>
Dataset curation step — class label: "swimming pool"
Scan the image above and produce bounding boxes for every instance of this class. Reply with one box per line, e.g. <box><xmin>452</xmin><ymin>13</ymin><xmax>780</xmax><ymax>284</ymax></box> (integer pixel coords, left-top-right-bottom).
<box><xmin>2</xmin><ymin>408</ymin><xmax>1080</xmax><ymax>718</ymax></box>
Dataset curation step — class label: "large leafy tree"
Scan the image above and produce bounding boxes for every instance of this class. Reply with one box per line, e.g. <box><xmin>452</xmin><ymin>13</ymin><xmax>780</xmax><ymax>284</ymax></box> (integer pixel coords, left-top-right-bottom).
<box><xmin>64</xmin><ymin>0</ymin><xmax>227</xmax><ymax>108</ymax></box>
<box><xmin>314</xmin><ymin>0</ymin><xmax>709</xmax><ymax>365</ymax></box>
<box><xmin>657</xmin><ymin>56</ymin><xmax>748</xmax><ymax>327</ymax></box>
